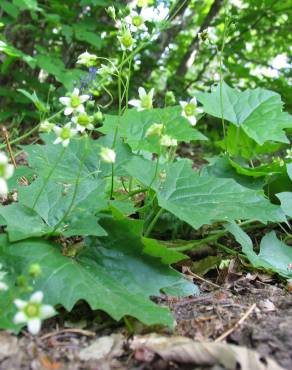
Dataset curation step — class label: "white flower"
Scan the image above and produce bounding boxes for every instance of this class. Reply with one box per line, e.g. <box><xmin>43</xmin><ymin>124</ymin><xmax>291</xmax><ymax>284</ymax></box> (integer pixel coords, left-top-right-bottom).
<box><xmin>129</xmin><ymin>87</ymin><xmax>154</xmax><ymax>111</ymax></box>
<box><xmin>53</xmin><ymin>123</ymin><xmax>77</xmax><ymax>147</ymax></box>
<box><xmin>76</xmin><ymin>51</ymin><xmax>98</xmax><ymax>67</ymax></box>
<box><xmin>71</xmin><ymin>113</ymin><xmax>94</xmax><ymax>132</ymax></box>
<box><xmin>13</xmin><ymin>291</ymin><xmax>55</xmax><ymax>335</ymax></box>
<box><xmin>198</xmin><ymin>27</ymin><xmax>217</xmax><ymax>45</ymax></box>
<box><xmin>118</xmin><ymin>29</ymin><xmax>135</xmax><ymax>51</ymax></box>
<box><xmin>39</xmin><ymin>120</ymin><xmax>55</xmax><ymax>133</ymax></box>
<box><xmin>160</xmin><ymin>135</ymin><xmax>177</xmax><ymax>147</ymax></box>
<box><xmin>100</xmin><ymin>147</ymin><xmax>116</xmax><ymax>163</ymax></box>
<box><xmin>0</xmin><ymin>152</ymin><xmax>14</xmax><ymax>196</ymax></box>
<box><xmin>286</xmin><ymin>149</ymin><xmax>292</xmax><ymax>159</ymax></box>
<box><xmin>59</xmin><ymin>88</ymin><xmax>90</xmax><ymax>116</ymax></box>
<box><xmin>180</xmin><ymin>97</ymin><xmax>204</xmax><ymax>126</ymax></box>
<box><xmin>125</xmin><ymin>10</ymin><xmax>148</xmax><ymax>32</ymax></box>
<box><xmin>146</xmin><ymin>123</ymin><xmax>163</xmax><ymax>137</ymax></box>
<box><xmin>0</xmin><ymin>281</ymin><xmax>8</xmax><ymax>291</ymax></box>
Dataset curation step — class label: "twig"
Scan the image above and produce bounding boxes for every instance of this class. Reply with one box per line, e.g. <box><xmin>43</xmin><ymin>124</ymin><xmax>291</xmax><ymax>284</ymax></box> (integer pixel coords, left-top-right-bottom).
<box><xmin>214</xmin><ymin>303</ymin><xmax>256</xmax><ymax>342</ymax></box>
<box><xmin>1</xmin><ymin>126</ymin><xmax>17</xmax><ymax>168</ymax></box>
<box><xmin>183</xmin><ymin>266</ymin><xmax>220</xmax><ymax>288</ymax></box>
<box><xmin>39</xmin><ymin>328</ymin><xmax>96</xmax><ymax>341</ymax></box>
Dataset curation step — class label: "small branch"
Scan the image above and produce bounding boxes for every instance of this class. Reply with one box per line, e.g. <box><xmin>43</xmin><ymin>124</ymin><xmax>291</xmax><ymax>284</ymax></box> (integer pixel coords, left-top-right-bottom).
<box><xmin>215</xmin><ymin>303</ymin><xmax>256</xmax><ymax>342</ymax></box>
<box><xmin>183</xmin><ymin>266</ymin><xmax>220</xmax><ymax>289</ymax></box>
<box><xmin>1</xmin><ymin>126</ymin><xmax>17</xmax><ymax>168</ymax></box>
<box><xmin>39</xmin><ymin>328</ymin><xmax>96</xmax><ymax>341</ymax></box>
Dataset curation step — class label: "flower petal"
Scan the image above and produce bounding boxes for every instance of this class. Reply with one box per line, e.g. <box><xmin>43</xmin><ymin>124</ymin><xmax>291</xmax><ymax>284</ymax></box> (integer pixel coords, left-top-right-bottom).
<box><xmin>188</xmin><ymin>115</ymin><xmax>197</xmax><ymax>126</ymax></box>
<box><xmin>64</xmin><ymin>107</ymin><xmax>74</xmax><ymax>116</ymax></box>
<box><xmin>30</xmin><ymin>291</ymin><xmax>43</xmax><ymax>304</ymax></box>
<box><xmin>4</xmin><ymin>164</ymin><xmax>14</xmax><ymax>180</ymax></box>
<box><xmin>13</xmin><ymin>311</ymin><xmax>27</xmax><ymax>324</ymax></box>
<box><xmin>53</xmin><ymin>137</ymin><xmax>62</xmax><ymax>145</ymax></box>
<box><xmin>197</xmin><ymin>107</ymin><xmax>204</xmax><ymax>114</ymax></box>
<box><xmin>190</xmin><ymin>97</ymin><xmax>197</xmax><ymax>105</ymax></box>
<box><xmin>59</xmin><ymin>97</ymin><xmax>70</xmax><ymax>106</ymax></box>
<box><xmin>0</xmin><ymin>178</ymin><xmax>8</xmax><ymax>196</ymax></box>
<box><xmin>27</xmin><ymin>318</ymin><xmax>41</xmax><ymax>335</ymax></box>
<box><xmin>62</xmin><ymin>139</ymin><xmax>70</xmax><ymax>147</ymax></box>
<box><xmin>179</xmin><ymin>101</ymin><xmax>187</xmax><ymax>108</ymax></box>
<box><xmin>138</xmin><ymin>87</ymin><xmax>146</xmax><ymax>98</ymax></box>
<box><xmin>40</xmin><ymin>305</ymin><xmax>55</xmax><ymax>319</ymax></box>
<box><xmin>80</xmin><ymin>95</ymin><xmax>90</xmax><ymax>103</ymax></box>
<box><xmin>128</xmin><ymin>99</ymin><xmax>141</xmax><ymax>108</ymax></box>
<box><xmin>149</xmin><ymin>88</ymin><xmax>154</xmax><ymax>99</ymax></box>
<box><xmin>72</xmin><ymin>88</ymin><xmax>80</xmax><ymax>96</ymax></box>
<box><xmin>76</xmin><ymin>105</ymin><xmax>85</xmax><ymax>113</ymax></box>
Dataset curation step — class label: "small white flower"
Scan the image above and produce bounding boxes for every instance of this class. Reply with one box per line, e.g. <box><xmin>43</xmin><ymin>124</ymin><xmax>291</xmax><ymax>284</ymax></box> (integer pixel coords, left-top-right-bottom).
<box><xmin>160</xmin><ymin>135</ymin><xmax>177</xmax><ymax>147</ymax></box>
<box><xmin>129</xmin><ymin>87</ymin><xmax>154</xmax><ymax>111</ymax></box>
<box><xmin>286</xmin><ymin>149</ymin><xmax>292</xmax><ymax>159</ymax></box>
<box><xmin>0</xmin><ymin>281</ymin><xmax>8</xmax><ymax>291</ymax></box>
<box><xmin>0</xmin><ymin>152</ymin><xmax>14</xmax><ymax>196</ymax></box>
<box><xmin>125</xmin><ymin>10</ymin><xmax>148</xmax><ymax>32</ymax></box>
<box><xmin>13</xmin><ymin>291</ymin><xmax>55</xmax><ymax>335</ymax></box>
<box><xmin>71</xmin><ymin>113</ymin><xmax>94</xmax><ymax>132</ymax></box>
<box><xmin>39</xmin><ymin>120</ymin><xmax>55</xmax><ymax>133</ymax></box>
<box><xmin>59</xmin><ymin>88</ymin><xmax>90</xmax><ymax>116</ymax></box>
<box><xmin>53</xmin><ymin>123</ymin><xmax>77</xmax><ymax>147</ymax></box>
<box><xmin>100</xmin><ymin>147</ymin><xmax>116</xmax><ymax>163</ymax></box>
<box><xmin>76</xmin><ymin>51</ymin><xmax>98</xmax><ymax>67</ymax></box>
<box><xmin>146</xmin><ymin>123</ymin><xmax>163</xmax><ymax>137</ymax></box>
<box><xmin>198</xmin><ymin>27</ymin><xmax>217</xmax><ymax>45</ymax></box>
<box><xmin>118</xmin><ymin>29</ymin><xmax>135</xmax><ymax>51</ymax></box>
<box><xmin>180</xmin><ymin>97</ymin><xmax>204</xmax><ymax>126</ymax></box>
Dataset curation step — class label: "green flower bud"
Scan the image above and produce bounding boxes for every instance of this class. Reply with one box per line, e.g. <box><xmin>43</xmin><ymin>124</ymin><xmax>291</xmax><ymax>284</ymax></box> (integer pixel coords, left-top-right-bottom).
<box><xmin>93</xmin><ymin>111</ymin><xmax>104</xmax><ymax>124</ymax></box>
<box><xmin>28</xmin><ymin>264</ymin><xmax>42</xmax><ymax>278</ymax></box>
<box><xmin>165</xmin><ymin>91</ymin><xmax>176</xmax><ymax>106</ymax></box>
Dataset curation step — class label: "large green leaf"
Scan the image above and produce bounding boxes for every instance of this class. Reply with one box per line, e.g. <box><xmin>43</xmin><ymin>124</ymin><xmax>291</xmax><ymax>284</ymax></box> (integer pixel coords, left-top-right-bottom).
<box><xmin>226</xmin><ymin>222</ymin><xmax>292</xmax><ymax>278</ymax></box>
<box><xmin>196</xmin><ymin>82</ymin><xmax>292</xmax><ymax>145</ymax></box>
<box><xmin>99</xmin><ymin>106</ymin><xmax>207</xmax><ymax>153</ymax></box>
<box><xmin>125</xmin><ymin>157</ymin><xmax>285</xmax><ymax>229</ymax></box>
<box><xmin>0</xmin><ymin>218</ymin><xmax>197</xmax><ymax>327</ymax></box>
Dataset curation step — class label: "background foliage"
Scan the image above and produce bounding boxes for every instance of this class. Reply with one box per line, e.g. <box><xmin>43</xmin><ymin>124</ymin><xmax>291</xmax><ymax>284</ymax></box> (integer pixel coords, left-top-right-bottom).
<box><xmin>0</xmin><ymin>0</ymin><xmax>291</xmax><ymax>140</ymax></box>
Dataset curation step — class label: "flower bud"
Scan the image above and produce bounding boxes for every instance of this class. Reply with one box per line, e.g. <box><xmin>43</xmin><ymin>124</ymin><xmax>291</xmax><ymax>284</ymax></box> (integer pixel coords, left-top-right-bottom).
<box><xmin>100</xmin><ymin>147</ymin><xmax>116</xmax><ymax>163</ymax></box>
<box><xmin>28</xmin><ymin>264</ymin><xmax>42</xmax><ymax>278</ymax></box>
<box><xmin>165</xmin><ymin>91</ymin><xmax>176</xmax><ymax>106</ymax></box>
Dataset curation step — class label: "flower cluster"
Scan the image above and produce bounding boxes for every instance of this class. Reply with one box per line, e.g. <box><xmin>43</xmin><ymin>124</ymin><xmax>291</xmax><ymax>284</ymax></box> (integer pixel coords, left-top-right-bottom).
<box><xmin>13</xmin><ymin>291</ymin><xmax>55</xmax><ymax>335</ymax></box>
<box><xmin>39</xmin><ymin>88</ymin><xmax>101</xmax><ymax>147</ymax></box>
<box><xmin>0</xmin><ymin>152</ymin><xmax>14</xmax><ymax>196</ymax></box>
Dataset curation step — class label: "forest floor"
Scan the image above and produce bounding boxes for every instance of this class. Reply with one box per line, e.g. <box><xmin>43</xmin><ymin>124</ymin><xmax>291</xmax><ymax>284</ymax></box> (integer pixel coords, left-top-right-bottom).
<box><xmin>1</xmin><ymin>273</ymin><xmax>291</xmax><ymax>370</ymax></box>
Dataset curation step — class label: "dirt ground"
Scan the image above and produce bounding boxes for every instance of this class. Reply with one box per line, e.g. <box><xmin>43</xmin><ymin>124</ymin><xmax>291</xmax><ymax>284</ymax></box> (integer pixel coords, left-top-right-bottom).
<box><xmin>0</xmin><ymin>273</ymin><xmax>291</xmax><ymax>370</ymax></box>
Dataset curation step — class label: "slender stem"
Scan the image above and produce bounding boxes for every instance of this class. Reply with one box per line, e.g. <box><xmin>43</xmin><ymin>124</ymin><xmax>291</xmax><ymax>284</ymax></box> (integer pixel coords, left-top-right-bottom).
<box><xmin>51</xmin><ymin>148</ymin><xmax>88</xmax><ymax>234</ymax></box>
<box><xmin>0</xmin><ymin>108</ymin><xmax>64</xmax><ymax>149</ymax></box>
<box><xmin>110</xmin><ymin>52</ymin><xmax>126</xmax><ymax>199</ymax></box>
<box><xmin>32</xmin><ymin>147</ymin><xmax>66</xmax><ymax>210</ymax></box>
<box><xmin>144</xmin><ymin>208</ymin><xmax>164</xmax><ymax>237</ymax></box>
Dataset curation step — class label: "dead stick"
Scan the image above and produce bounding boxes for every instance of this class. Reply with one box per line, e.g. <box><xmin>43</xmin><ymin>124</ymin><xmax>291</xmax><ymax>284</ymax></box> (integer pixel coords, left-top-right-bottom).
<box><xmin>1</xmin><ymin>126</ymin><xmax>17</xmax><ymax>168</ymax></box>
<box><xmin>183</xmin><ymin>267</ymin><xmax>220</xmax><ymax>289</ymax></box>
<box><xmin>39</xmin><ymin>328</ymin><xmax>96</xmax><ymax>340</ymax></box>
<box><xmin>215</xmin><ymin>303</ymin><xmax>256</xmax><ymax>342</ymax></box>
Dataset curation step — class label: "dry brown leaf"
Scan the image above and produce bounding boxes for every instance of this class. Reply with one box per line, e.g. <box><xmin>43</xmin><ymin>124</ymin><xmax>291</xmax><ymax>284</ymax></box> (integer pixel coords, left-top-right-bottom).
<box><xmin>0</xmin><ymin>331</ymin><xmax>18</xmax><ymax>360</ymax></box>
<box><xmin>79</xmin><ymin>333</ymin><xmax>124</xmax><ymax>361</ymax></box>
<box><xmin>130</xmin><ymin>334</ymin><xmax>284</xmax><ymax>370</ymax></box>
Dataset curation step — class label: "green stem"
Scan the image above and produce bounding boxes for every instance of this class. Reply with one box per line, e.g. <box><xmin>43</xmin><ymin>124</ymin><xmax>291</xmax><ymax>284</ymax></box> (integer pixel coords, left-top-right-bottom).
<box><xmin>32</xmin><ymin>147</ymin><xmax>66</xmax><ymax>210</ymax></box>
<box><xmin>144</xmin><ymin>207</ymin><xmax>164</xmax><ymax>237</ymax></box>
<box><xmin>0</xmin><ymin>108</ymin><xmax>64</xmax><ymax>149</ymax></box>
<box><xmin>51</xmin><ymin>149</ymin><xmax>87</xmax><ymax>234</ymax></box>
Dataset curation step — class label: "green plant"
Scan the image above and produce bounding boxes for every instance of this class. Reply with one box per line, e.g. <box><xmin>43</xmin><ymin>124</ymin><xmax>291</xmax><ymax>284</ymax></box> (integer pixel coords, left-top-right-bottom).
<box><xmin>0</xmin><ymin>1</ymin><xmax>292</xmax><ymax>335</ymax></box>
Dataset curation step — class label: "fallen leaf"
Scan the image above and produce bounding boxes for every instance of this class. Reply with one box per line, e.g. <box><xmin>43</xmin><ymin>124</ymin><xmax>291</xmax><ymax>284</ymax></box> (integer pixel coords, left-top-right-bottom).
<box><xmin>40</xmin><ymin>356</ymin><xmax>63</xmax><ymax>369</ymax></box>
<box><xmin>79</xmin><ymin>334</ymin><xmax>124</xmax><ymax>361</ymax></box>
<box><xmin>130</xmin><ymin>334</ymin><xmax>284</xmax><ymax>370</ymax></box>
<box><xmin>0</xmin><ymin>331</ymin><xmax>18</xmax><ymax>360</ymax></box>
